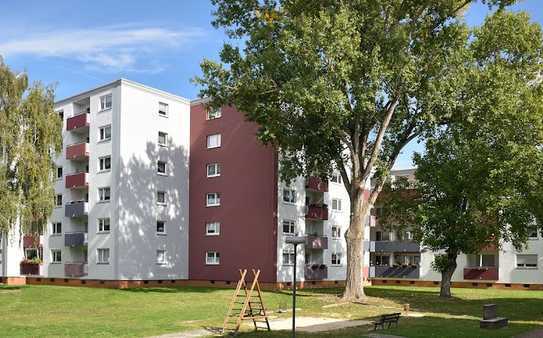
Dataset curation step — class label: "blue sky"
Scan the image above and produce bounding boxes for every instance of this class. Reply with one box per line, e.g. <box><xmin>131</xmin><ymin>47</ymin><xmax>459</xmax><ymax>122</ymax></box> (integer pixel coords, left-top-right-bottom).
<box><xmin>1</xmin><ymin>0</ymin><xmax>541</xmax><ymax>169</ymax></box>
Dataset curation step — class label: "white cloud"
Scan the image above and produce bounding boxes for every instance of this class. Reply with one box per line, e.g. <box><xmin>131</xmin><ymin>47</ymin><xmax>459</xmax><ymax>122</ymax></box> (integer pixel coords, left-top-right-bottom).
<box><xmin>0</xmin><ymin>25</ymin><xmax>205</xmax><ymax>73</ymax></box>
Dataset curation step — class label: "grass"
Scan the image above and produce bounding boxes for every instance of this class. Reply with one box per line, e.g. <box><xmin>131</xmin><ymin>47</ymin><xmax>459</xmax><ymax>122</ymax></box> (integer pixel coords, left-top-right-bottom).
<box><xmin>1</xmin><ymin>284</ymin><xmax>542</xmax><ymax>337</ymax></box>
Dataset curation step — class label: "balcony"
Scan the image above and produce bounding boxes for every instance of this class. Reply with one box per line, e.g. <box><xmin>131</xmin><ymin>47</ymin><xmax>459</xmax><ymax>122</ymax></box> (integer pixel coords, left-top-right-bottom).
<box><xmin>20</xmin><ymin>262</ymin><xmax>40</xmax><ymax>275</ymax></box>
<box><xmin>66</xmin><ymin>143</ymin><xmax>89</xmax><ymax>161</ymax></box>
<box><xmin>65</xmin><ymin>201</ymin><xmax>89</xmax><ymax>218</ymax></box>
<box><xmin>66</xmin><ymin>113</ymin><xmax>90</xmax><ymax>132</ymax></box>
<box><xmin>65</xmin><ymin>172</ymin><xmax>88</xmax><ymax>189</ymax></box>
<box><xmin>464</xmin><ymin>267</ymin><xmax>498</xmax><ymax>280</ymax></box>
<box><xmin>23</xmin><ymin>234</ymin><xmax>42</xmax><ymax>248</ymax></box>
<box><xmin>370</xmin><ymin>265</ymin><xmax>420</xmax><ymax>279</ymax></box>
<box><xmin>305</xmin><ymin>236</ymin><xmax>328</xmax><ymax>250</ymax></box>
<box><xmin>305</xmin><ymin>204</ymin><xmax>328</xmax><ymax>220</ymax></box>
<box><xmin>65</xmin><ymin>262</ymin><xmax>88</xmax><ymax>277</ymax></box>
<box><xmin>65</xmin><ymin>232</ymin><xmax>88</xmax><ymax>247</ymax></box>
<box><xmin>306</xmin><ymin>177</ymin><xmax>328</xmax><ymax>193</ymax></box>
<box><xmin>371</xmin><ymin>241</ymin><xmax>420</xmax><ymax>253</ymax></box>
<box><xmin>305</xmin><ymin>264</ymin><xmax>328</xmax><ymax>280</ymax></box>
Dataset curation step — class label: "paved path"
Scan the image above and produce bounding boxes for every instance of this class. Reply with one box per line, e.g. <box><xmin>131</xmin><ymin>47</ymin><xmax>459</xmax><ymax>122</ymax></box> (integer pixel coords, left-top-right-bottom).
<box><xmin>515</xmin><ymin>328</ymin><xmax>543</xmax><ymax>338</ymax></box>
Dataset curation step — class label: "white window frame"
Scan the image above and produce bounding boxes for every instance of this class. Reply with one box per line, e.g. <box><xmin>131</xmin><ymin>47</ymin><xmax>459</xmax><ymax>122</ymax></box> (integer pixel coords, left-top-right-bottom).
<box><xmin>517</xmin><ymin>254</ymin><xmax>538</xmax><ymax>269</ymax></box>
<box><xmin>56</xmin><ymin>166</ymin><xmax>63</xmax><ymax>180</ymax></box>
<box><xmin>158</xmin><ymin>102</ymin><xmax>169</xmax><ymax>117</ymax></box>
<box><xmin>206</xmin><ymin>134</ymin><xmax>221</xmax><ymax>149</ymax></box>
<box><xmin>55</xmin><ymin>194</ymin><xmax>63</xmax><ymax>207</ymax></box>
<box><xmin>158</xmin><ymin>131</ymin><xmax>168</xmax><ymax>146</ymax></box>
<box><xmin>156</xmin><ymin>250</ymin><xmax>167</xmax><ymax>265</ymax></box>
<box><xmin>282</xmin><ymin>248</ymin><xmax>295</xmax><ymax>266</ymax></box>
<box><xmin>207</xmin><ymin>108</ymin><xmax>222</xmax><ymax>120</ymax></box>
<box><xmin>97</xmin><ymin>248</ymin><xmax>110</xmax><ymax>264</ymax></box>
<box><xmin>157</xmin><ymin>191</ymin><xmax>167</xmax><ymax>205</ymax></box>
<box><xmin>206</xmin><ymin>251</ymin><xmax>220</xmax><ymax>265</ymax></box>
<box><xmin>157</xmin><ymin>160</ymin><xmax>167</xmax><ymax>175</ymax></box>
<box><xmin>52</xmin><ymin>222</ymin><xmax>62</xmax><ymax>235</ymax></box>
<box><xmin>331</xmin><ymin>252</ymin><xmax>342</xmax><ymax>265</ymax></box>
<box><xmin>282</xmin><ymin>188</ymin><xmax>296</xmax><ymax>204</ymax></box>
<box><xmin>282</xmin><ymin>220</ymin><xmax>295</xmax><ymax>236</ymax></box>
<box><xmin>25</xmin><ymin>248</ymin><xmax>38</xmax><ymax>260</ymax></box>
<box><xmin>206</xmin><ymin>193</ymin><xmax>221</xmax><ymax>207</ymax></box>
<box><xmin>331</xmin><ymin>172</ymin><xmax>342</xmax><ymax>184</ymax></box>
<box><xmin>156</xmin><ymin>220</ymin><xmax>166</xmax><ymax>235</ymax></box>
<box><xmin>100</xmin><ymin>94</ymin><xmax>112</xmax><ymax>111</ymax></box>
<box><xmin>206</xmin><ymin>222</ymin><xmax>220</xmax><ymax>236</ymax></box>
<box><xmin>528</xmin><ymin>225</ymin><xmax>539</xmax><ymax>240</ymax></box>
<box><xmin>206</xmin><ymin>163</ymin><xmax>221</xmax><ymax>178</ymax></box>
<box><xmin>98</xmin><ymin>187</ymin><xmax>111</xmax><ymax>202</ymax></box>
<box><xmin>331</xmin><ymin>226</ymin><xmax>341</xmax><ymax>239</ymax></box>
<box><xmin>98</xmin><ymin>125</ymin><xmax>112</xmax><ymax>142</ymax></box>
<box><xmin>51</xmin><ymin>249</ymin><xmax>62</xmax><ymax>263</ymax></box>
<box><xmin>98</xmin><ymin>156</ymin><xmax>111</xmax><ymax>172</ymax></box>
<box><xmin>331</xmin><ymin>198</ymin><xmax>342</xmax><ymax>212</ymax></box>
<box><xmin>98</xmin><ymin>218</ymin><xmax>110</xmax><ymax>233</ymax></box>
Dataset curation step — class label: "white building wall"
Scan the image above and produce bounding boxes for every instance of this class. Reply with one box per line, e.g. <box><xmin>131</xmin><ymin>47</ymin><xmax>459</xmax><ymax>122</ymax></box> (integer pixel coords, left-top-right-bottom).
<box><xmin>0</xmin><ymin>223</ymin><xmax>24</xmax><ymax>277</ymax></box>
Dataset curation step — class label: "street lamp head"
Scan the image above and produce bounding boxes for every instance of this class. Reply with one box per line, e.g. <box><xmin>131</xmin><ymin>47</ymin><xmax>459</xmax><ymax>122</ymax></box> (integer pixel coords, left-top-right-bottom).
<box><xmin>285</xmin><ymin>236</ymin><xmax>306</xmax><ymax>245</ymax></box>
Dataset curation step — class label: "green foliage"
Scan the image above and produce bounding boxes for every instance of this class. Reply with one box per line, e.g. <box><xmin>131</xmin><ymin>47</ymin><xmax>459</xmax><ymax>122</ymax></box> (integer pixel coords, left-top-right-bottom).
<box><xmin>0</xmin><ymin>58</ymin><xmax>62</xmax><ymax>234</ymax></box>
<box><xmin>432</xmin><ymin>254</ymin><xmax>454</xmax><ymax>273</ymax></box>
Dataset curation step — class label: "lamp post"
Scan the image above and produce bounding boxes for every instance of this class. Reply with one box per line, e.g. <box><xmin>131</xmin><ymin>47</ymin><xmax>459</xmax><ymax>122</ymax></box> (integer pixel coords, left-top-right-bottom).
<box><xmin>285</xmin><ymin>236</ymin><xmax>306</xmax><ymax>338</ymax></box>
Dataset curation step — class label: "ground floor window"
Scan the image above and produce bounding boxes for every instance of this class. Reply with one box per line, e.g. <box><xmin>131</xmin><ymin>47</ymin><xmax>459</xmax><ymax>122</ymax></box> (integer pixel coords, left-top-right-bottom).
<box><xmin>282</xmin><ymin>248</ymin><xmax>295</xmax><ymax>265</ymax></box>
<box><xmin>51</xmin><ymin>249</ymin><xmax>62</xmax><ymax>263</ymax></box>
<box><xmin>206</xmin><ymin>251</ymin><xmax>220</xmax><ymax>265</ymax></box>
<box><xmin>517</xmin><ymin>254</ymin><xmax>538</xmax><ymax>269</ymax></box>
<box><xmin>331</xmin><ymin>253</ymin><xmax>342</xmax><ymax>265</ymax></box>
<box><xmin>97</xmin><ymin>248</ymin><xmax>110</xmax><ymax>264</ymax></box>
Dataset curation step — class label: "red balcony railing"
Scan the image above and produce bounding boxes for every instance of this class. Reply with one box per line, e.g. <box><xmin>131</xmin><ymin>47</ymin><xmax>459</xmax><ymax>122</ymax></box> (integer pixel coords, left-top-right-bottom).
<box><xmin>306</xmin><ymin>177</ymin><xmax>328</xmax><ymax>193</ymax></box>
<box><xmin>65</xmin><ymin>172</ymin><xmax>88</xmax><ymax>189</ymax></box>
<box><xmin>305</xmin><ymin>236</ymin><xmax>328</xmax><ymax>249</ymax></box>
<box><xmin>66</xmin><ymin>113</ymin><xmax>89</xmax><ymax>131</ymax></box>
<box><xmin>20</xmin><ymin>262</ymin><xmax>40</xmax><ymax>275</ymax></box>
<box><xmin>464</xmin><ymin>267</ymin><xmax>498</xmax><ymax>280</ymax></box>
<box><xmin>305</xmin><ymin>204</ymin><xmax>328</xmax><ymax>220</ymax></box>
<box><xmin>66</xmin><ymin>143</ymin><xmax>89</xmax><ymax>161</ymax></box>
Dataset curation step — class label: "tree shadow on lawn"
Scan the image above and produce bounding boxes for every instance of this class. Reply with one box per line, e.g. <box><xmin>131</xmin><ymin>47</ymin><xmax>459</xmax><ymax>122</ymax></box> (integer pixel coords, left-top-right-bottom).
<box><xmin>119</xmin><ymin>286</ymin><xmax>236</xmax><ymax>294</ymax></box>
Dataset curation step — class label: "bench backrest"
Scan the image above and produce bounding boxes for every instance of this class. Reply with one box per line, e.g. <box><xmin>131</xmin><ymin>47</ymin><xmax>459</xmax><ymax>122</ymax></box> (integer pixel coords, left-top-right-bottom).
<box><xmin>382</xmin><ymin>313</ymin><xmax>401</xmax><ymax>320</ymax></box>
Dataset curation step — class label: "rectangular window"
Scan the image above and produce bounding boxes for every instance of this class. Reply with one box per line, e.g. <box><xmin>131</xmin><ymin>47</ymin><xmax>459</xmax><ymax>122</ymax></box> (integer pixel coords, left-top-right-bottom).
<box><xmin>282</xmin><ymin>188</ymin><xmax>296</xmax><ymax>204</ymax></box>
<box><xmin>100</xmin><ymin>94</ymin><xmax>112</xmax><ymax>111</ymax></box>
<box><xmin>282</xmin><ymin>220</ymin><xmax>295</xmax><ymax>235</ymax></box>
<box><xmin>52</xmin><ymin>222</ymin><xmax>62</xmax><ymax>235</ymax></box>
<box><xmin>99</xmin><ymin>125</ymin><xmax>111</xmax><ymax>142</ymax></box>
<box><xmin>206</xmin><ymin>134</ymin><xmax>221</xmax><ymax>149</ymax></box>
<box><xmin>25</xmin><ymin>248</ymin><xmax>38</xmax><ymax>260</ymax></box>
<box><xmin>99</xmin><ymin>156</ymin><xmax>111</xmax><ymax>172</ymax></box>
<box><xmin>374</xmin><ymin>254</ymin><xmax>390</xmax><ymax>266</ymax></box>
<box><xmin>51</xmin><ymin>249</ymin><xmax>62</xmax><ymax>263</ymax></box>
<box><xmin>158</xmin><ymin>131</ymin><xmax>168</xmax><ymax>146</ymax></box>
<box><xmin>207</xmin><ymin>108</ymin><xmax>222</xmax><ymax>120</ymax></box>
<box><xmin>98</xmin><ymin>187</ymin><xmax>111</xmax><ymax>202</ymax></box>
<box><xmin>206</xmin><ymin>251</ymin><xmax>220</xmax><ymax>265</ymax></box>
<box><xmin>331</xmin><ymin>172</ymin><xmax>342</xmax><ymax>184</ymax></box>
<box><xmin>157</xmin><ymin>250</ymin><xmax>166</xmax><ymax>264</ymax></box>
<box><xmin>158</xmin><ymin>102</ymin><xmax>169</xmax><ymax>117</ymax></box>
<box><xmin>157</xmin><ymin>191</ymin><xmax>167</xmax><ymax>205</ymax></box>
<box><xmin>157</xmin><ymin>160</ymin><xmax>167</xmax><ymax>175</ymax></box>
<box><xmin>528</xmin><ymin>225</ymin><xmax>539</xmax><ymax>239</ymax></box>
<box><xmin>156</xmin><ymin>220</ymin><xmax>166</xmax><ymax>234</ymax></box>
<box><xmin>206</xmin><ymin>222</ymin><xmax>220</xmax><ymax>236</ymax></box>
<box><xmin>282</xmin><ymin>248</ymin><xmax>295</xmax><ymax>265</ymax></box>
<box><xmin>332</xmin><ymin>199</ymin><xmax>342</xmax><ymax>211</ymax></box>
<box><xmin>56</xmin><ymin>167</ymin><xmax>63</xmax><ymax>179</ymax></box>
<box><xmin>206</xmin><ymin>163</ymin><xmax>221</xmax><ymax>177</ymax></box>
<box><xmin>517</xmin><ymin>254</ymin><xmax>538</xmax><ymax>269</ymax></box>
<box><xmin>331</xmin><ymin>253</ymin><xmax>342</xmax><ymax>265</ymax></box>
<box><xmin>206</xmin><ymin>193</ymin><xmax>221</xmax><ymax>207</ymax></box>
<box><xmin>57</xmin><ymin>110</ymin><xmax>64</xmax><ymax>120</ymax></box>
<box><xmin>55</xmin><ymin>194</ymin><xmax>63</xmax><ymax>207</ymax></box>
<box><xmin>332</xmin><ymin>226</ymin><xmax>341</xmax><ymax>239</ymax></box>
<box><xmin>98</xmin><ymin>218</ymin><xmax>110</xmax><ymax>233</ymax></box>
<box><xmin>97</xmin><ymin>248</ymin><xmax>110</xmax><ymax>264</ymax></box>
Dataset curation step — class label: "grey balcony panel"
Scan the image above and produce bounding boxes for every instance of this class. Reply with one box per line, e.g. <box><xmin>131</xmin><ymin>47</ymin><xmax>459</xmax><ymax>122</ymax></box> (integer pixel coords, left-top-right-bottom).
<box><xmin>370</xmin><ymin>265</ymin><xmax>420</xmax><ymax>279</ymax></box>
<box><xmin>65</xmin><ymin>262</ymin><xmax>88</xmax><ymax>277</ymax></box>
<box><xmin>305</xmin><ymin>265</ymin><xmax>328</xmax><ymax>280</ymax></box>
<box><xmin>372</xmin><ymin>241</ymin><xmax>420</xmax><ymax>253</ymax></box>
<box><xmin>65</xmin><ymin>232</ymin><xmax>88</xmax><ymax>247</ymax></box>
<box><xmin>65</xmin><ymin>201</ymin><xmax>88</xmax><ymax>218</ymax></box>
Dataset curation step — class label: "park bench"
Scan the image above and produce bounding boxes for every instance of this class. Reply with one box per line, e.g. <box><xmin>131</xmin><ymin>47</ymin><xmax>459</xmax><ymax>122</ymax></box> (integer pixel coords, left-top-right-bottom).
<box><xmin>373</xmin><ymin>312</ymin><xmax>401</xmax><ymax>330</ymax></box>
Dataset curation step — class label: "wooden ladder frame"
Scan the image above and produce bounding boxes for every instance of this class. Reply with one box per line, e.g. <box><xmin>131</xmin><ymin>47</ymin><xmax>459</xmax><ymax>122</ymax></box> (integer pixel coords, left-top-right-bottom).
<box><xmin>223</xmin><ymin>269</ymin><xmax>271</xmax><ymax>334</ymax></box>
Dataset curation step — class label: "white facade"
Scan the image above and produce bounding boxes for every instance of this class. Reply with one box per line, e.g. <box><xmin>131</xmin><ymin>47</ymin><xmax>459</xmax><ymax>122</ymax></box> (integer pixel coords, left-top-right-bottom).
<box><xmin>0</xmin><ymin>225</ymin><xmax>24</xmax><ymax>277</ymax></box>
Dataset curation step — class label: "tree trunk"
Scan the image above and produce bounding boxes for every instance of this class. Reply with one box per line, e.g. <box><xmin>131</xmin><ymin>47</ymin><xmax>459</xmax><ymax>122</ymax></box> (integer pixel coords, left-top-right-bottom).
<box><xmin>439</xmin><ymin>252</ymin><xmax>458</xmax><ymax>298</ymax></box>
<box><xmin>343</xmin><ymin>187</ymin><xmax>370</xmax><ymax>301</ymax></box>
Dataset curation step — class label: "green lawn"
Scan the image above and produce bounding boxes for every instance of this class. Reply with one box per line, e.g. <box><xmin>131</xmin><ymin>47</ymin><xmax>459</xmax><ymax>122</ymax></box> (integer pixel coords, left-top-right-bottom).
<box><xmin>1</xmin><ymin>284</ymin><xmax>542</xmax><ymax>337</ymax></box>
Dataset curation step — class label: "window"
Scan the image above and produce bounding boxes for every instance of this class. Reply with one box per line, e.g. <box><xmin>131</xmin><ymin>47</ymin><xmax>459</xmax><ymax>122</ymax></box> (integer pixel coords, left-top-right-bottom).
<box><xmin>332</xmin><ymin>199</ymin><xmax>342</xmax><ymax>211</ymax></box>
<box><xmin>98</xmin><ymin>218</ymin><xmax>110</xmax><ymax>233</ymax></box>
<box><xmin>374</xmin><ymin>254</ymin><xmax>390</xmax><ymax>266</ymax></box>
<box><xmin>517</xmin><ymin>254</ymin><xmax>538</xmax><ymax>269</ymax></box>
<box><xmin>467</xmin><ymin>254</ymin><xmax>496</xmax><ymax>267</ymax></box>
<box><xmin>331</xmin><ymin>172</ymin><xmax>342</xmax><ymax>184</ymax></box>
<box><xmin>156</xmin><ymin>221</ymin><xmax>166</xmax><ymax>234</ymax></box>
<box><xmin>206</xmin><ymin>193</ymin><xmax>221</xmax><ymax>207</ymax></box>
<box><xmin>52</xmin><ymin>222</ymin><xmax>62</xmax><ymax>235</ymax></box>
<box><xmin>206</xmin><ymin>163</ymin><xmax>221</xmax><ymax>177</ymax></box>
<box><xmin>206</xmin><ymin>222</ymin><xmax>220</xmax><ymax>236</ymax></box>
<box><xmin>206</xmin><ymin>134</ymin><xmax>221</xmax><ymax>149</ymax></box>
<box><xmin>332</xmin><ymin>226</ymin><xmax>341</xmax><ymax>239</ymax></box>
<box><xmin>57</xmin><ymin>110</ymin><xmax>64</xmax><ymax>120</ymax></box>
<box><xmin>157</xmin><ymin>250</ymin><xmax>166</xmax><ymax>264</ymax></box>
<box><xmin>282</xmin><ymin>188</ymin><xmax>296</xmax><ymax>204</ymax></box>
<box><xmin>56</xmin><ymin>167</ymin><xmax>63</xmax><ymax>179</ymax></box>
<box><xmin>99</xmin><ymin>156</ymin><xmax>111</xmax><ymax>172</ymax></box>
<box><xmin>158</xmin><ymin>131</ymin><xmax>168</xmax><ymax>146</ymax></box>
<box><xmin>207</xmin><ymin>108</ymin><xmax>222</xmax><ymax>120</ymax></box>
<box><xmin>158</xmin><ymin>102</ymin><xmax>169</xmax><ymax>117</ymax></box>
<box><xmin>157</xmin><ymin>161</ymin><xmax>167</xmax><ymax>175</ymax></box>
<box><xmin>99</xmin><ymin>125</ymin><xmax>111</xmax><ymax>142</ymax></box>
<box><xmin>98</xmin><ymin>187</ymin><xmax>111</xmax><ymax>202</ymax></box>
<box><xmin>282</xmin><ymin>220</ymin><xmax>295</xmax><ymax>235</ymax></box>
<box><xmin>282</xmin><ymin>248</ymin><xmax>295</xmax><ymax>265</ymax></box>
<box><xmin>25</xmin><ymin>248</ymin><xmax>38</xmax><ymax>260</ymax></box>
<box><xmin>97</xmin><ymin>248</ymin><xmax>110</xmax><ymax>264</ymax></box>
<box><xmin>206</xmin><ymin>251</ymin><xmax>220</xmax><ymax>265</ymax></box>
<box><xmin>55</xmin><ymin>194</ymin><xmax>63</xmax><ymax>207</ymax></box>
<box><xmin>528</xmin><ymin>225</ymin><xmax>539</xmax><ymax>239</ymax></box>
<box><xmin>51</xmin><ymin>249</ymin><xmax>62</xmax><ymax>263</ymax></box>
<box><xmin>156</xmin><ymin>191</ymin><xmax>167</xmax><ymax>205</ymax></box>
<box><xmin>331</xmin><ymin>253</ymin><xmax>342</xmax><ymax>265</ymax></box>
<box><xmin>100</xmin><ymin>94</ymin><xmax>112</xmax><ymax>111</ymax></box>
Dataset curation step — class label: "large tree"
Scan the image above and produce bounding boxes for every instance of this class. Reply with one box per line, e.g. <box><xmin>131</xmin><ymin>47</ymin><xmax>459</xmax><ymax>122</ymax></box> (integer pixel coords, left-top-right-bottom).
<box><xmin>381</xmin><ymin>11</ymin><xmax>543</xmax><ymax>297</ymax></box>
<box><xmin>0</xmin><ymin>58</ymin><xmax>62</xmax><ymax>237</ymax></box>
<box><xmin>195</xmin><ymin>0</ymin><xmax>516</xmax><ymax>300</ymax></box>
